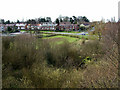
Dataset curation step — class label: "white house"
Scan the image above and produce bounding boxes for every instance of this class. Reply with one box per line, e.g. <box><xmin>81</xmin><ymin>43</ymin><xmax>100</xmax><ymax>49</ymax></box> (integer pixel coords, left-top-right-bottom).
<box><xmin>40</xmin><ymin>23</ymin><xmax>57</xmax><ymax>30</ymax></box>
<box><xmin>0</xmin><ymin>24</ymin><xmax>5</xmax><ymax>32</ymax></box>
<box><xmin>80</xmin><ymin>24</ymin><xmax>85</xmax><ymax>27</ymax></box>
<box><xmin>16</xmin><ymin>23</ymin><xmax>26</xmax><ymax>30</ymax></box>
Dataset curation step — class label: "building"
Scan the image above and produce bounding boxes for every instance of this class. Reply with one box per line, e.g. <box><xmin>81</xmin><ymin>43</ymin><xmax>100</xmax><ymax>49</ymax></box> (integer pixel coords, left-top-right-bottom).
<box><xmin>5</xmin><ymin>24</ymin><xmax>15</xmax><ymax>30</ymax></box>
<box><xmin>0</xmin><ymin>19</ymin><xmax>5</xmax><ymax>24</ymax></box>
<box><xmin>40</xmin><ymin>22</ymin><xmax>57</xmax><ymax>30</ymax></box>
<box><xmin>16</xmin><ymin>23</ymin><xmax>26</xmax><ymax>30</ymax></box>
<box><xmin>0</xmin><ymin>24</ymin><xmax>5</xmax><ymax>32</ymax></box>
<box><xmin>59</xmin><ymin>22</ymin><xmax>79</xmax><ymax>31</ymax></box>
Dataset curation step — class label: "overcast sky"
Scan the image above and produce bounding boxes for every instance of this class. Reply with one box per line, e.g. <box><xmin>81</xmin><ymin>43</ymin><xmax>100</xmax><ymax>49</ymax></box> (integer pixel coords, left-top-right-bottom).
<box><xmin>0</xmin><ymin>0</ymin><xmax>119</xmax><ymax>22</ymax></box>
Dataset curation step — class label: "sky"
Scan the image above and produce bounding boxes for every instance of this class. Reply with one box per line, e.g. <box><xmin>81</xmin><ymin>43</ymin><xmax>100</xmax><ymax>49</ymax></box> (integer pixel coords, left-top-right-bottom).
<box><xmin>0</xmin><ymin>0</ymin><xmax>119</xmax><ymax>22</ymax></box>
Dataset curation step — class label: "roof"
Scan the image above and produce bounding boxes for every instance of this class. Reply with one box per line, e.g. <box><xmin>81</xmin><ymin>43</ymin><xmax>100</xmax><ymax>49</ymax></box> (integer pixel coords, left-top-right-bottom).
<box><xmin>16</xmin><ymin>23</ymin><xmax>26</xmax><ymax>26</ymax></box>
<box><xmin>5</xmin><ymin>24</ymin><xmax>15</xmax><ymax>26</ymax></box>
<box><xmin>60</xmin><ymin>22</ymin><xmax>71</xmax><ymax>24</ymax></box>
<box><xmin>0</xmin><ymin>24</ymin><xmax>5</xmax><ymax>26</ymax></box>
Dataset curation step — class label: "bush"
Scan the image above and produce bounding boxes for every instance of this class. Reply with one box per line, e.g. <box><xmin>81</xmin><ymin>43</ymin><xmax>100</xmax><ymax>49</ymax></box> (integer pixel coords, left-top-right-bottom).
<box><xmin>80</xmin><ymin>40</ymin><xmax>105</xmax><ymax>61</ymax></box>
<box><xmin>2</xmin><ymin>25</ymin><xmax>119</xmax><ymax>88</ymax></box>
<box><xmin>7</xmin><ymin>27</ymin><xmax>12</xmax><ymax>32</ymax></box>
<box><xmin>2</xmin><ymin>35</ymin><xmax>37</xmax><ymax>70</ymax></box>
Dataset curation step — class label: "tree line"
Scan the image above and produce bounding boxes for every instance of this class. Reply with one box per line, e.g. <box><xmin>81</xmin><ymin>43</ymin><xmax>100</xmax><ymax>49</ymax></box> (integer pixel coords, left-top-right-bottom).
<box><xmin>56</xmin><ymin>16</ymin><xmax>89</xmax><ymax>25</ymax></box>
<box><xmin>0</xmin><ymin>16</ymin><xmax>89</xmax><ymax>24</ymax></box>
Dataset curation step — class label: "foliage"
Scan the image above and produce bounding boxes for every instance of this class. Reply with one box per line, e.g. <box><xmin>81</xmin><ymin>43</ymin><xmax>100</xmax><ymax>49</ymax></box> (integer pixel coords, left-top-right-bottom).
<box><xmin>2</xmin><ymin>22</ymin><xmax>119</xmax><ymax>89</ymax></box>
<box><xmin>5</xmin><ymin>20</ymin><xmax>10</xmax><ymax>24</ymax></box>
<box><xmin>82</xmin><ymin>16</ymin><xmax>89</xmax><ymax>22</ymax></box>
<box><xmin>89</xmin><ymin>21</ymin><xmax>105</xmax><ymax>41</ymax></box>
<box><xmin>7</xmin><ymin>27</ymin><xmax>12</xmax><ymax>32</ymax></box>
<box><xmin>80</xmin><ymin>26</ymin><xmax>86</xmax><ymax>31</ymax></box>
<box><xmin>55</xmin><ymin>18</ymin><xmax>60</xmax><ymax>25</ymax></box>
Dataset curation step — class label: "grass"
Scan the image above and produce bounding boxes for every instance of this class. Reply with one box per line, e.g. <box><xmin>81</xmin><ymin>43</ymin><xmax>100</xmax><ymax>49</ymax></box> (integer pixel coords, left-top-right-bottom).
<box><xmin>20</xmin><ymin>29</ymin><xmax>90</xmax><ymax>40</ymax></box>
<box><xmin>20</xmin><ymin>29</ymin><xmax>89</xmax><ymax>34</ymax></box>
<box><xmin>20</xmin><ymin>30</ymin><xmax>26</xmax><ymax>32</ymax></box>
<box><xmin>42</xmin><ymin>33</ymin><xmax>50</xmax><ymax>36</ymax></box>
<box><xmin>42</xmin><ymin>35</ymin><xmax>80</xmax><ymax>44</ymax></box>
<box><xmin>20</xmin><ymin>30</ymin><xmax>34</xmax><ymax>33</ymax></box>
<box><xmin>38</xmin><ymin>30</ymin><xmax>83</xmax><ymax>33</ymax></box>
<box><xmin>39</xmin><ymin>33</ymin><xmax>90</xmax><ymax>45</ymax></box>
<box><xmin>20</xmin><ymin>30</ymin><xmax>81</xmax><ymax>34</ymax></box>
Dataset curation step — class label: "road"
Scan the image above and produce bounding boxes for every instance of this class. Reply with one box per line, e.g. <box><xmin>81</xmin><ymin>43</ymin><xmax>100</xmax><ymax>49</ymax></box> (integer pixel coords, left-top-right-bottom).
<box><xmin>42</xmin><ymin>32</ymin><xmax>88</xmax><ymax>36</ymax></box>
<box><xmin>1</xmin><ymin>27</ymin><xmax>95</xmax><ymax>36</ymax></box>
<box><xmin>41</xmin><ymin>27</ymin><xmax>94</xmax><ymax>36</ymax></box>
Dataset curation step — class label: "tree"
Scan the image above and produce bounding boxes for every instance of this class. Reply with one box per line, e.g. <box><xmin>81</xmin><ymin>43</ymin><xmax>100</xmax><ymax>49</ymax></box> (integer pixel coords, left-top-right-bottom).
<box><xmin>101</xmin><ymin>22</ymin><xmax>119</xmax><ymax>68</ymax></box>
<box><xmin>58</xmin><ymin>15</ymin><xmax>63</xmax><ymax>22</ymax></box>
<box><xmin>26</xmin><ymin>19</ymin><xmax>36</xmax><ymax>24</ymax></box>
<box><xmin>17</xmin><ymin>20</ymin><xmax>20</xmax><ymax>23</ymax></box>
<box><xmin>31</xmin><ymin>19</ymin><xmax>36</xmax><ymax>24</ymax></box>
<box><xmin>0</xmin><ymin>19</ymin><xmax>5</xmax><ymax>24</ymax></box>
<box><xmin>89</xmin><ymin>21</ymin><xmax>105</xmax><ymax>41</ymax></box>
<box><xmin>60</xmin><ymin>18</ymin><xmax>63</xmax><ymax>22</ymax></box>
<box><xmin>46</xmin><ymin>17</ymin><xmax>52</xmax><ymax>22</ymax></box>
<box><xmin>63</xmin><ymin>16</ymin><xmax>69</xmax><ymax>22</ymax></box>
<box><xmin>80</xmin><ymin>26</ymin><xmax>85</xmax><ymax>31</ymax></box>
<box><xmin>55</xmin><ymin>18</ymin><xmax>59</xmax><ymax>25</ymax></box>
<box><xmin>13</xmin><ymin>25</ymin><xmax>19</xmax><ymax>32</ymax></box>
<box><xmin>77</xmin><ymin>16</ymin><xmax>83</xmax><ymax>22</ymax></box>
<box><xmin>82</xmin><ymin>16</ymin><xmax>89</xmax><ymax>22</ymax></box>
<box><xmin>5</xmin><ymin>20</ymin><xmax>10</xmax><ymax>24</ymax></box>
<box><xmin>40</xmin><ymin>18</ymin><xmax>46</xmax><ymax>22</ymax></box>
<box><xmin>55</xmin><ymin>18</ymin><xmax>60</xmax><ymax>31</ymax></box>
<box><xmin>7</xmin><ymin>27</ymin><xmax>12</xmax><ymax>33</ymax></box>
<box><xmin>70</xmin><ymin>18</ymin><xmax>74</xmax><ymax>24</ymax></box>
<box><xmin>72</xmin><ymin>16</ymin><xmax>77</xmax><ymax>24</ymax></box>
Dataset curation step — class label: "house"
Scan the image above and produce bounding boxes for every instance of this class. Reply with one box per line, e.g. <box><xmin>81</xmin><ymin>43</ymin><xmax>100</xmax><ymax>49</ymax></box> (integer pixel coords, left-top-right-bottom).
<box><xmin>73</xmin><ymin>24</ymin><xmax>79</xmax><ymax>30</ymax></box>
<box><xmin>16</xmin><ymin>23</ymin><xmax>26</xmax><ymax>30</ymax></box>
<box><xmin>5</xmin><ymin>24</ymin><xmax>15</xmax><ymax>30</ymax></box>
<box><xmin>0</xmin><ymin>24</ymin><xmax>5</xmax><ymax>32</ymax></box>
<box><xmin>59</xmin><ymin>22</ymin><xmax>80</xmax><ymax>31</ymax></box>
<box><xmin>36</xmin><ymin>24</ymin><xmax>41</xmax><ymax>29</ymax></box>
<box><xmin>40</xmin><ymin>22</ymin><xmax>57</xmax><ymax>30</ymax></box>
<box><xmin>0</xmin><ymin>24</ymin><xmax>16</xmax><ymax>32</ymax></box>
<box><xmin>80</xmin><ymin>24</ymin><xmax>85</xmax><ymax>27</ymax></box>
<box><xmin>59</xmin><ymin>22</ymin><xmax>72</xmax><ymax>31</ymax></box>
<box><xmin>26</xmin><ymin>24</ymin><xmax>31</xmax><ymax>30</ymax></box>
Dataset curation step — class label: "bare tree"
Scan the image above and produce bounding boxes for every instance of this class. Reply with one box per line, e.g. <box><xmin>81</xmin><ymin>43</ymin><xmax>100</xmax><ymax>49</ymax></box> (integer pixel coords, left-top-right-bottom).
<box><xmin>101</xmin><ymin>22</ymin><xmax>119</xmax><ymax>68</ymax></box>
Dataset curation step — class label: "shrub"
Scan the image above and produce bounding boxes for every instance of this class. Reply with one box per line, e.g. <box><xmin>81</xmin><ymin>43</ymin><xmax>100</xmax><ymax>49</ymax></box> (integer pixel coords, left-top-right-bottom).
<box><xmin>80</xmin><ymin>40</ymin><xmax>105</xmax><ymax>61</ymax></box>
<box><xmin>2</xmin><ymin>35</ymin><xmax>37</xmax><ymax>70</ymax></box>
<box><xmin>2</xmin><ymin>23</ymin><xmax>119</xmax><ymax>88</ymax></box>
